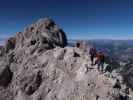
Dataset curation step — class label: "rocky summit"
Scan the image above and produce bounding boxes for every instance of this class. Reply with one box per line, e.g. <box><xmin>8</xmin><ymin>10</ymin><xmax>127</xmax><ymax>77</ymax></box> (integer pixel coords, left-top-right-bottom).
<box><xmin>0</xmin><ymin>17</ymin><xmax>133</xmax><ymax>100</ymax></box>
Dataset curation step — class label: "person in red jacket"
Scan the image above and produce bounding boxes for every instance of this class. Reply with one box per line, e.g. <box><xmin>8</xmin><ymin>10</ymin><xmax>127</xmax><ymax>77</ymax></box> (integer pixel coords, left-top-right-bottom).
<box><xmin>95</xmin><ymin>51</ymin><xmax>105</xmax><ymax>72</ymax></box>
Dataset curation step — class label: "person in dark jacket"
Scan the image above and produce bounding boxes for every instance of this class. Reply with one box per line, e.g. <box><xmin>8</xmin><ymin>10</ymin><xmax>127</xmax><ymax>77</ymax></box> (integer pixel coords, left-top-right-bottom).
<box><xmin>95</xmin><ymin>51</ymin><xmax>105</xmax><ymax>72</ymax></box>
<box><xmin>89</xmin><ymin>48</ymin><xmax>97</xmax><ymax>66</ymax></box>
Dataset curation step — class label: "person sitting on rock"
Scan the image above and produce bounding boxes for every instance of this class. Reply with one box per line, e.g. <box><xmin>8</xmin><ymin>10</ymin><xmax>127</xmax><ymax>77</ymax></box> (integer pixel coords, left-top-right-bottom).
<box><xmin>113</xmin><ymin>79</ymin><xmax>121</xmax><ymax>90</ymax></box>
<box><xmin>89</xmin><ymin>47</ymin><xmax>97</xmax><ymax>66</ymax></box>
<box><xmin>112</xmin><ymin>79</ymin><xmax>122</xmax><ymax>100</ymax></box>
<box><xmin>95</xmin><ymin>51</ymin><xmax>105</xmax><ymax>72</ymax></box>
<box><xmin>96</xmin><ymin>95</ymin><xmax>99</xmax><ymax>100</ymax></box>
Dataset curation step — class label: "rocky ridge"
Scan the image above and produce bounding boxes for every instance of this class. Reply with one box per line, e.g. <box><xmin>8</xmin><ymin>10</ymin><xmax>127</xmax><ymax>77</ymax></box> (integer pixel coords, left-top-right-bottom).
<box><xmin>0</xmin><ymin>17</ymin><xmax>132</xmax><ymax>100</ymax></box>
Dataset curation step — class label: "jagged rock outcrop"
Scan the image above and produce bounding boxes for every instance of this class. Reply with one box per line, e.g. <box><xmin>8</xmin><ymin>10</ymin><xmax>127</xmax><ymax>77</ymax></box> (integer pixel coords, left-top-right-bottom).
<box><xmin>15</xmin><ymin>17</ymin><xmax>67</xmax><ymax>50</ymax></box>
<box><xmin>0</xmin><ymin>17</ymin><xmax>132</xmax><ymax>100</ymax></box>
<box><xmin>11</xmin><ymin>47</ymin><xmax>133</xmax><ymax>100</ymax></box>
<box><xmin>5</xmin><ymin>37</ymin><xmax>16</xmax><ymax>53</ymax></box>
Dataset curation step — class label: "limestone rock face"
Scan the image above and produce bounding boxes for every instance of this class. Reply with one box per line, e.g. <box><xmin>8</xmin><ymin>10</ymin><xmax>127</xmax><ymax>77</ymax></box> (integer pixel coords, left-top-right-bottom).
<box><xmin>15</xmin><ymin>17</ymin><xmax>67</xmax><ymax>50</ymax></box>
<box><xmin>1</xmin><ymin>46</ymin><xmax>132</xmax><ymax>100</ymax></box>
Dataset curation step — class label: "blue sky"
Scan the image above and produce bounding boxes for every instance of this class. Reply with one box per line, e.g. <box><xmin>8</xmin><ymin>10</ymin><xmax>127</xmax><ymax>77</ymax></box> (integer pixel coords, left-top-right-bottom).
<box><xmin>0</xmin><ymin>0</ymin><xmax>133</xmax><ymax>42</ymax></box>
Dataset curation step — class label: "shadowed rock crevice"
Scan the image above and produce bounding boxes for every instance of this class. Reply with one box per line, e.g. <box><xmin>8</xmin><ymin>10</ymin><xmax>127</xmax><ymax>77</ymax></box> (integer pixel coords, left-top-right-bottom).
<box><xmin>0</xmin><ymin>65</ymin><xmax>13</xmax><ymax>87</ymax></box>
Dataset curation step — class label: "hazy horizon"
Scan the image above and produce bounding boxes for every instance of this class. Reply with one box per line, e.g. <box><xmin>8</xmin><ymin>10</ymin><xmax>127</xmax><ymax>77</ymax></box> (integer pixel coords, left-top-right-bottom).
<box><xmin>1</xmin><ymin>35</ymin><xmax>133</xmax><ymax>46</ymax></box>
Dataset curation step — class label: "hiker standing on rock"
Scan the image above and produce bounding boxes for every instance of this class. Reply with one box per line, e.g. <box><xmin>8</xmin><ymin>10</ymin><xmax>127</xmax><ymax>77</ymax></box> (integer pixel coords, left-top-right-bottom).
<box><xmin>95</xmin><ymin>51</ymin><xmax>105</xmax><ymax>72</ymax></box>
<box><xmin>89</xmin><ymin>47</ymin><xmax>97</xmax><ymax>66</ymax></box>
